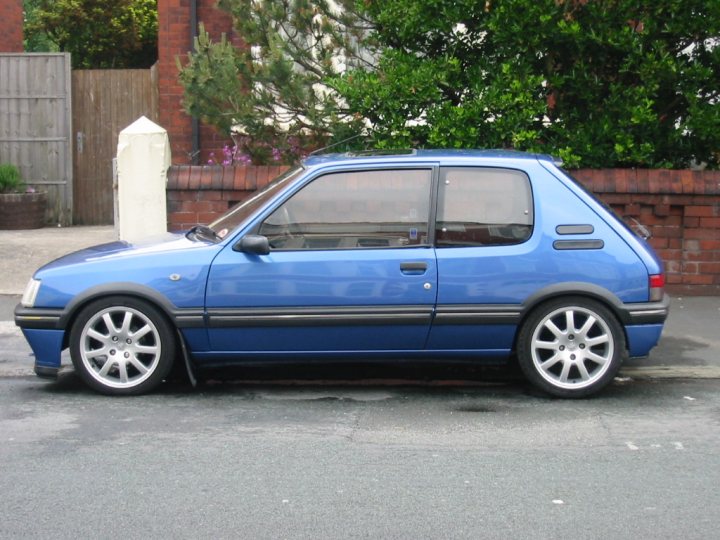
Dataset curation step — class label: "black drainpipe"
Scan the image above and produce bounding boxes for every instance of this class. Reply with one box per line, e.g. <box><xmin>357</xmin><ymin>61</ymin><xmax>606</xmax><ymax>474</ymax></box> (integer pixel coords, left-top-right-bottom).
<box><xmin>190</xmin><ymin>0</ymin><xmax>200</xmax><ymax>164</ymax></box>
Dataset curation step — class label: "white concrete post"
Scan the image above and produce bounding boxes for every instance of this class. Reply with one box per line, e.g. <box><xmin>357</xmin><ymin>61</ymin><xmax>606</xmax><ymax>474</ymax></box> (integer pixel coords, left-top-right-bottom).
<box><xmin>116</xmin><ymin>116</ymin><xmax>171</xmax><ymax>242</ymax></box>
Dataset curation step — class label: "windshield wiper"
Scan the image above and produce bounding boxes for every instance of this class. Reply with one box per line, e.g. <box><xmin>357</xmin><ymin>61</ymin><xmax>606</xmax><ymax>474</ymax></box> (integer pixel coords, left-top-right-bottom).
<box><xmin>624</xmin><ymin>216</ymin><xmax>651</xmax><ymax>240</ymax></box>
<box><xmin>187</xmin><ymin>224</ymin><xmax>220</xmax><ymax>242</ymax></box>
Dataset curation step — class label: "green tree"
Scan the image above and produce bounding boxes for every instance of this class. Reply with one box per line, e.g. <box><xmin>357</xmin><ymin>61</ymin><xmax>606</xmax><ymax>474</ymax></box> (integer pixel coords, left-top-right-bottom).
<box><xmin>336</xmin><ymin>0</ymin><xmax>720</xmax><ymax>168</ymax></box>
<box><xmin>177</xmin><ymin>0</ymin><xmax>373</xmax><ymax>162</ymax></box>
<box><xmin>179</xmin><ymin>0</ymin><xmax>719</xmax><ymax>168</ymax></box>
<box><xmin>24</xmin><ymin>0</ymin><xmax>158</xmax><ymax>69</ymax></box>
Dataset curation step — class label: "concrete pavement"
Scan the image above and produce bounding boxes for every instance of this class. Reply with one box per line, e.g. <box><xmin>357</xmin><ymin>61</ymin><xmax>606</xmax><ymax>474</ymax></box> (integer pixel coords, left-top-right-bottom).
<box><xmin>0</xmin><ymin>226</ymin><xmax>718</xmax><ymax>380</ymax></box>
<box><xmin>0</xmin><ymin>225</ymin><xmax>118</xmax><ymax>295</ymax></box>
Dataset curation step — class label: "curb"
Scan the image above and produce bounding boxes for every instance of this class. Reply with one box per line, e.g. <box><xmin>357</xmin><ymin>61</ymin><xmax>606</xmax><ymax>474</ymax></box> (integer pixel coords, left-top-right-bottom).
<box><xmin>619</xmin><ymin>366</ymin><xmax>720</xmax><ymax>379</ymax></box>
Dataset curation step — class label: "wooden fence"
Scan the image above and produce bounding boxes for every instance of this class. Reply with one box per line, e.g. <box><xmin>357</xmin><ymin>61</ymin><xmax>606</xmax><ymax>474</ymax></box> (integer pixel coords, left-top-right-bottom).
<box><xmin>0</xmin><ymin>53</ymin><xmax>73</xmax><ymax>225</ymax></box>
<box><xmin>72</xmin><ymin>66</ymin><xmax>159</xmax><ymax>224</ymax></box>
<box><xmin>0</xmin><ymin>56</ymin><xmax>158</xmax><ymax>226</ymax></box>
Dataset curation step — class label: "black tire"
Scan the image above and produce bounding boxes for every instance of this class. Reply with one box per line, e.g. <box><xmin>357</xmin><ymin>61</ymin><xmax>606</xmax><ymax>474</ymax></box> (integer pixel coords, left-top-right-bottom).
<box><xmin>516</xmin><ymin>297</ymin><xmax>626</xmax><ymax>398</ymax></box>
<box><xmin>69</xmin><ymin>296</ymin><xmax>177</xmax><ymax>395</ymax></box>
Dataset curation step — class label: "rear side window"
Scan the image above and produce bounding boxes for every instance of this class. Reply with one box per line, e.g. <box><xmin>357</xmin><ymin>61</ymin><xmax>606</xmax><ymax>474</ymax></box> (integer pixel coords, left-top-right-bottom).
<box><xmin>436</xmin><ymin>167</ymin><xmax>533</xmax><ymax>247</ymax></box>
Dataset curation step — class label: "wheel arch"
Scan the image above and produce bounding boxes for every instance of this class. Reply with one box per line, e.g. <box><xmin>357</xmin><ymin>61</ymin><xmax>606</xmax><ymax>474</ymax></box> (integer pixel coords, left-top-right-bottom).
<box><xmin>513</xmin><ymin>283</ymin><xmax>630</xmax><ymax>352</ymax></box>
<box><xmin>59</xmin><ymin>283</ymin><xmax>196</xmax><ymax>349</ymax></box>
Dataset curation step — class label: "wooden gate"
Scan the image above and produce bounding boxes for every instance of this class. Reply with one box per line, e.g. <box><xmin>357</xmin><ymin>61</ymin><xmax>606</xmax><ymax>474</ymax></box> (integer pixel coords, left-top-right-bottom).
<box><xmin>0</xmin><ymin>53</ymin><xmax>73</xmax><ymax>225</ymax></box>
<box><xmin>72</xmin><ymin>67</ymin><xmax>158</xmax><ymax>224</ymax></box>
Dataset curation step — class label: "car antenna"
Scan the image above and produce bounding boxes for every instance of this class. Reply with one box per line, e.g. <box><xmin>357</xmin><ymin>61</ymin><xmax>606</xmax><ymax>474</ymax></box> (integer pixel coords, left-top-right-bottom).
<box><xmin>308</xmin><ymin>133</ymin><xmax>365</xmax><ymax>156</ymax></box>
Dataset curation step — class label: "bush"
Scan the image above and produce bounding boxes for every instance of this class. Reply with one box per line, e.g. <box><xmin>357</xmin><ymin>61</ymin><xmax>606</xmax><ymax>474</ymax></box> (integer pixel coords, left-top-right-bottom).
<box><xmin>337</xmin><ymin>0</ymin><xmax>720</xmax><ymax>169</ymax></box>
<box><xmin>179</xmin><ymin>0</ymin><xmax>720</xmax><ymax>169</ymax></box>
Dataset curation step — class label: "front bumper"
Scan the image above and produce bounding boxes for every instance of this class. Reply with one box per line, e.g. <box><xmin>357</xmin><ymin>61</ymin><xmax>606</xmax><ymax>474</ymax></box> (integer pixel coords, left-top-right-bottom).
<box><xmin>15</xmin><ymin>304</ymin><xmax>66</xmax><ymax>373</ymax></box>
<box><xmin>14</xmin><ymin>305</ymin><xmax>64</xmax><ymax>329</ymax></box>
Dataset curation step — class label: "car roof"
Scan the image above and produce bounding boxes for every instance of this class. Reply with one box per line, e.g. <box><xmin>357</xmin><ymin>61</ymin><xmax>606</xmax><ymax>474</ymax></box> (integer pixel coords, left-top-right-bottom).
<box><xmin>302</xmin><ymin>149</ymin><xmax>555</xmax><ymax>168</ymax></box>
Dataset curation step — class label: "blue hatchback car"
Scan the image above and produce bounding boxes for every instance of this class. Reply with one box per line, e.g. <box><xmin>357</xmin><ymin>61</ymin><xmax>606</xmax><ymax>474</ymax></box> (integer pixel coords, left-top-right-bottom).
<box><xmin>15</xmin><ymin>150</ymin><xmax>668</xmax><ymax>397</ymax></box>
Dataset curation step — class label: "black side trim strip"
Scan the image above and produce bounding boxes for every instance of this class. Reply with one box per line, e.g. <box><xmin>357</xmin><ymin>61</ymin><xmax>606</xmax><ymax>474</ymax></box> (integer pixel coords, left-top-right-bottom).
<box><xmin>553</xmin><ymin>239</ymin><xmax>604</xmax><ymax>250</ymax></box>
<box><xmin>207</xmin><ymin>306</ymin><xmax>433</xmax><ymax>328</ymax></box>
<box><xmin>172</xmin><ymin>310</ymin><xmax>206</xmax><ymax>328</ymax></box>
<box><xmin>434</xmin><ymin>305</ymin><xmax>521</xmax><ymax>325</ymax></box>
<box><xmin>556</xmin><ymin>224</ymin><xmax>594</xmax><ymax>235</ymax></box>
<box><xmin>16</xmin><ymin>300</ymin><xmax>206</xmax><ymax>331</ymax></box>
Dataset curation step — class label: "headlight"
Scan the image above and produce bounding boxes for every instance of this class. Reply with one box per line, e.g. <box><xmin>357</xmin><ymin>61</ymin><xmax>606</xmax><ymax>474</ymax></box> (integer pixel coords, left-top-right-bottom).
<box><xmin>21</xmin><ymin>278</ymin><xmax>41</xmax><ymax>307</ymax></box>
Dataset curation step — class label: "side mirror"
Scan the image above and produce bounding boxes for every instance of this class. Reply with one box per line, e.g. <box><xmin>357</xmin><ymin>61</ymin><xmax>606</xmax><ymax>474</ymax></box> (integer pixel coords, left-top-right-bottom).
<box><xmin>235</xmin><ymin>234</ymin><xmax>270</xmax><ymax>255</ymax></box>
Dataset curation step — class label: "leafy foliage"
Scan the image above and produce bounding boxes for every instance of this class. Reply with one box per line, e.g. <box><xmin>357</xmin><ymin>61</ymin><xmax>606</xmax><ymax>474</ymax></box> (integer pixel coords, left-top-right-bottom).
<box><xmin>177</xmin><ymin>1</ymin><xmax>373</xmax><ymax>162</ymax></box>
<box><xmin>24</xmin><ymin>0</ymin><xmax>158</xmax><ymax>69</ymax></box>
<box><xmin>337</xmin><ymin>0</ymin><xmax>720</xmax><ymax>168</ymax></box>
<box><xmin>180</xmin><ymin>0</ymin><xmax>720</xmax><ymax>168</ymax></box>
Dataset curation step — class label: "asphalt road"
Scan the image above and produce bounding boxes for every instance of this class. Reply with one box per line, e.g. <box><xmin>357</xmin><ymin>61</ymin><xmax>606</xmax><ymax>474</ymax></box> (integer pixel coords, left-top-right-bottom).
<box><xmin>1</xmin><ymin>373</ymin><xmax>718</xmax><ymax>539</ymax></box>
<box><xmin>3</xmin><ymin>284</ymin><xmax>719</xmax><ymax>538</ymax></box>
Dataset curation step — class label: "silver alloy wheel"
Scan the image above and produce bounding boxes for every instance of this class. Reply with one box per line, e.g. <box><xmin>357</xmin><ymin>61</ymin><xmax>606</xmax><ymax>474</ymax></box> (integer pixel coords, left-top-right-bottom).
<box><xmin>530</xmin><ymin>305</ymin><xmax>615</xmax><ymax>390</ymax></box>
<box><xmin>79</xmin><ymin>306</ymin><xmax>162</xmax><ymax>389</ymax></box>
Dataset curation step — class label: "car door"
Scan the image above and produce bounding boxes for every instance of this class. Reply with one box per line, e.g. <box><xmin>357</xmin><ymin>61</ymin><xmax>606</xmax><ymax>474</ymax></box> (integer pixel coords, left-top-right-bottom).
<box><xmin>426</xmin><ymin>166</ymin><xmax>536</xmax><ymax>355</ymax></box>
<box><xmin>205</xmin><ymin>166</ymin><xmax>438</xmax><ymax>354</ymax></box>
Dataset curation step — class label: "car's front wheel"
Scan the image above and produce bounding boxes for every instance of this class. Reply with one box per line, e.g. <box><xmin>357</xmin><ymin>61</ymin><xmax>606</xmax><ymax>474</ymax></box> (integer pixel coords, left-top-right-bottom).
<box><xmin>517</xmin><ymin>297</ymin><xmax>626</xmax><ymax>398</ymax></box>
<box><xmin>69</xmin><ymin>296</ymin><xmax>176</xmax><ymax>395</ymax></box>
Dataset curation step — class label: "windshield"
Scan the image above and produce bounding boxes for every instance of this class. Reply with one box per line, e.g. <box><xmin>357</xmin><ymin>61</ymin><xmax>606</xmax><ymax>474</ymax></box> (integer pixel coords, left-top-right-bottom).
<box><xmin>206</xmin><ymin>166</ymin><xmax>304</xmax><ymax>240</ymax></box>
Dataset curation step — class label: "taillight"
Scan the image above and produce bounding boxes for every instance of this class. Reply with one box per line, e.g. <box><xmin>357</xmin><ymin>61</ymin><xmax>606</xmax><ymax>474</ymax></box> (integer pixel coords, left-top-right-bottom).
<box><xmin>649</xmin><ymin>274</ymin><xmax>665</xmax><ymax>302</ymax></box>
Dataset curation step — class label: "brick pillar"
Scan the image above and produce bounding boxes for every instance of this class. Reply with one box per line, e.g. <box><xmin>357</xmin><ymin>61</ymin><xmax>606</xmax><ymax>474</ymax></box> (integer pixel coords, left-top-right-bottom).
<box><xmin>158</xmin><ymin>0</ymin><xmax>193</xmax><ymax>164</ymax></box>
<box><xmin>0</xmin><ymin>0</ymin><xmax>24</xmax><ymax>52</ymax></box>
<box><xmin>157</xmin><ymin>0</ymin><xmax>238</xmax><ymax>165</ymax></box>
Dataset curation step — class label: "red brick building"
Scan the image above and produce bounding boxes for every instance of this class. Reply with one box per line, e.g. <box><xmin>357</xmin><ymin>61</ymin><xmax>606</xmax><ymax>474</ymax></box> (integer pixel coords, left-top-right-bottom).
<box><xmin>0</xmin><ymin>0</ymin><xmax>24</xmax><ymax>52</ymax></box>
<box><xmin>158</xmin><ymin>0</ymin><xmax>240</xmax><ymax>164</ymax></box>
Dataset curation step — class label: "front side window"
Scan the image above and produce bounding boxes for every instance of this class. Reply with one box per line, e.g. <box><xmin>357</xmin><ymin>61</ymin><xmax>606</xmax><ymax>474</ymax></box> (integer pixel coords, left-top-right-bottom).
<box><xmin>259</xmin><ymin>169</ymin><xmax>432</xmax><ymax>250</ymax></box>
<box><xmin>436</xmin><ymin>167</ymin><xmax>533</xmax><ymax>247</ymax></box>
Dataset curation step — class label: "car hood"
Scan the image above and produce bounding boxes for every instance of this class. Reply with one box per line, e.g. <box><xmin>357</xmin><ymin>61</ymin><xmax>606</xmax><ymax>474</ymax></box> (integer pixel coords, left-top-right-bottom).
<box><xmin>37</xmin><ymin>232</ymin><xmax>214</xmax><ymax>273</ymax></box>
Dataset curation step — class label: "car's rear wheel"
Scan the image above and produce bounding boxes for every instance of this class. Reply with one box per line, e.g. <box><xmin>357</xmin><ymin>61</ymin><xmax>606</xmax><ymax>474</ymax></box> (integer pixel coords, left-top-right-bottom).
<box><xmin>517</xmin><ymin>297</ymin><xmax>625</xmax><ymax>398</ymax></box>
<box><xmin>69</xmin><ymin>296</ymin><xmax>176</xmax><ymax>395</ymax></box>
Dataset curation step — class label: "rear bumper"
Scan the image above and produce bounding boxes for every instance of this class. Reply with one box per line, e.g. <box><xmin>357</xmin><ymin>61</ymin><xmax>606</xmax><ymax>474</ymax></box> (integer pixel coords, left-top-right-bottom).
<box><xmin>625</xmin><ymin>324</ymin><xmax>665</xmax><ymax>358</ymax></box>
<box><xmin>619</xmin><ymin>296</ymin><xmax>669</xmax><ymax>357</ymax></box>
<box><xmin>618</xmin><ymin>294</ymin><xmax>670</xmax><ymax>325</ymax></box>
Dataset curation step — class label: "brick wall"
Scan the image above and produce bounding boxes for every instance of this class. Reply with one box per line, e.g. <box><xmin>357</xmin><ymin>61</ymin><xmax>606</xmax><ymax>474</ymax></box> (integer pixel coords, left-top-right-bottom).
<box><xmin>573</xmin><ymin>169</ymin><xmax>720</xmax><ymax>295</ymax></box>
<box><xmin>167</xmin><ymin>165</ymin><xmax>289</xmax><ymax>230</ymax></box>
<box><xmin>167</xmin><ymin>166</ymin><xmax>720</xmax><ymax>294</ymax></box>
<box><xmin>158</xmin><ymin>0</ymin><xmax>239</xmax><ymax>165</ymax></box>
<box><xmin>0</xmin><ymin>0</ymin><xmax>23</xmax><ymax>52</ymax></box>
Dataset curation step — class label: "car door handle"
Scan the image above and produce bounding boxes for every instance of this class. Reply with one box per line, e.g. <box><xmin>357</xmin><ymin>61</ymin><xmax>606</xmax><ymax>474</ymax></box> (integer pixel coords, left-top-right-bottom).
<box><xmin>400</xmin><ymin>262</ymin><xmax>428</xmax><ymax>274</ymax></box>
